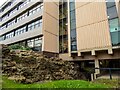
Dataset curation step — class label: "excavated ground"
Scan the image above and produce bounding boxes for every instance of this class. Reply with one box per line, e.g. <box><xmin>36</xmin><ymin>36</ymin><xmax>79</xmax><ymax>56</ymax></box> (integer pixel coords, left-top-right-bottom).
<box><xmin>2</xmin><ymin>45</ymin><xmax>86</xmax><ymax>83</ymax></box>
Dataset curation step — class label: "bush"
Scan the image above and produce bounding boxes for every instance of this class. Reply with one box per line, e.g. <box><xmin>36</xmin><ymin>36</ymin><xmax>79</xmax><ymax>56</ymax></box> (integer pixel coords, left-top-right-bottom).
<box><xmin>9</xmin><ymin>44</ymin><xmax>31</xmax><ymax>50</ymax></box>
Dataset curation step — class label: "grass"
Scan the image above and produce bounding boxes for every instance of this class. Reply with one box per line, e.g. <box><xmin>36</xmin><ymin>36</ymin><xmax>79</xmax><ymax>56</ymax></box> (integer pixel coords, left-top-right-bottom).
<box><xmin>2</xmin><ymin>76</ymin><xmax>111</xmax><ymax>89</ymax></box>
<box><xmin>92</xmin><ymin>79</ymin><xmax>120</xmax><ymax>88</ymax></box>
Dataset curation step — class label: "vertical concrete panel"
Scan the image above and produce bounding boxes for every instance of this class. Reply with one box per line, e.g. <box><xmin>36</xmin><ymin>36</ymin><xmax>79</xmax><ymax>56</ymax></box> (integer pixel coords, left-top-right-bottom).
<box><xmin>76</xmin><ymin>20</ymin><xmax>111</xmax><ymax>50</ymax></box>
<box><xmin>68</xmin><ymin>0</ymin><xmax>72</xmax><ymax>55</ymax></box>
<box><xmin>75</xmin><ymin>2</ymin><xmax>89</xmax><ymax>9</ymax></box>
<box><xmin>42</xmin><ymin>2</ymin><xmax>59</xmax><ymax>53</ymax></box>
<box><xmin>76</xmin><ymin>2</ymin><xmax>108</xmax><ymax>28</ymax></box>
<box><xmin>75</xmin><ymin>1</ymin><xmax>112</xmax><ymax>51</ymax></box>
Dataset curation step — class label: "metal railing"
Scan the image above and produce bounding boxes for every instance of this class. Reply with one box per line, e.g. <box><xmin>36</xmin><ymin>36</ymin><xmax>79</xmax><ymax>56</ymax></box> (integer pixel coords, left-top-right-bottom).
<box><xmin>92</xmin><ymin>68</ymin><xmax>120</xmax><ymax>80</ymax></box>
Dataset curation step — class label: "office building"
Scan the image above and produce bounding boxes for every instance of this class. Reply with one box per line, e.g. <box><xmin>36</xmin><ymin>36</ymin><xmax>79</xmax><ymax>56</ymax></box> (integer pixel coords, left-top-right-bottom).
<box><xmin>0</xmin><ymin>0</ymin><xmax>120</xmax><ymax>74</ymax></box>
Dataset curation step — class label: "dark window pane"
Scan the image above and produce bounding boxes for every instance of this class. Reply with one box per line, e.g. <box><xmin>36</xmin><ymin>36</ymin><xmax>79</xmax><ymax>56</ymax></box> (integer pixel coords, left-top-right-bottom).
<box><xmin>59</xmin><ymin>2</ymin><xmax>68</xmax><ymax>53</ymax></box>
<box><xmin>111</xmin><ymin>31</ymin><xmax>120</xmax><ymax>46</ymax></box>
<box><xmin>70</xmin><ymin>10</ymin><xmax>75</xmax><ymax>20</ymax></box>
<box><xmin>106</xmin><ymin>1</ymin><xmax>115</xmax><ymax>8</ymax></box>
<box><xmin>106</xmin><ymin>0</ymin><xmax>120</xmax><ymax>46</ymax></box>
<box><xmin>107</xmin><ymin>6</ymin><xmax>118</xmax><ymax>19</ymax></box>
<box><xmin>70</xmin><ymin>2</ymin><xmax>77</xmax><ymax>51</ymax></box>
<box><xmin>71</xmin><ymin>45</ymin><xmax>77</xmax><ymax>51</ymax></box>
<box><xmin>70</xmin><ymin>2</ymin><xmax>75</xmax><ymax>11</ymax></box>
<box><xmin>70</xmin><ymin>19</ymin><xmax>76</xmax><ymax>29</ymax></box>
<box><xmin>71</xmin><ymin>29</ymin><xmax>76</xmax><ymax>38</ymax></box>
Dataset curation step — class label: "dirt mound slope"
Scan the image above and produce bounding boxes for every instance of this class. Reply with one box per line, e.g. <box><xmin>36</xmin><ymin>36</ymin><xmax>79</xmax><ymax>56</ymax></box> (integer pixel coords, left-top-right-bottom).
<box><xmin>2</xmin><ymin>45</ymin><xmax>86</xmax><ymax>83</ymax></box>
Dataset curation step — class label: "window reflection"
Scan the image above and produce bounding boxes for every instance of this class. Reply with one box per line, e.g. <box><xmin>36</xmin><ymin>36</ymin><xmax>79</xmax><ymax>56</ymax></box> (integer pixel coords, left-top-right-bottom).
<box><xmin>15</xmin><ymin>26</ymin><xmax>26</xmax><ymax>36</ymax></box>
<box><xmin>5</xmin><ymin>32</ymin><xmax>14</xmax><ymax>39</ymax></box>
<box><xmin>0</xmin><ymin>2</ymin><xmax>43</xmax><ymax>31</ymax></box>
<box><xmin>70</xmin><ymin>2</ymin><xmax>77</xmax><ymax>51</ymax></box>
<box><xmin>109</xmin><ymin>18</ymin><xmax>120</xmax><ymax>32</ymax></box>
<box><xmin>106</xmin><ymin>0</ymin><xmax>120</xmax><ymax>46</ymax></box>
<box><xmin>59</xmin><ymin>1</ymin><xmax>68</xmax><ymax>53</ymax></box>
<box><xmin>0</xmin><ymin>18</ymin><xmax>42</xmax><ymax>41</ymax></box>
<box><xmin>27</xmin><ymin>37</ymin><xmax>42</xmax><ymax>51</ymax></box>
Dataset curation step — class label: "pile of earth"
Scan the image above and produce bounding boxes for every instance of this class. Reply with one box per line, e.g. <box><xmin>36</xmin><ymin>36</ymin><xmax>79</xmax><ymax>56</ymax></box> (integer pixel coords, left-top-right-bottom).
<box><xmin>2</xmin><ymin>44</ymin><xmax>86</xmax><ymax>83</ymax></box>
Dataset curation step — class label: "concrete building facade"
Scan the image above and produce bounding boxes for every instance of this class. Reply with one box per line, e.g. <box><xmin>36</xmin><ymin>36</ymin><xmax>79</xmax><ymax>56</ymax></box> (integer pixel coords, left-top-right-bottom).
<box><xmin>0</xmin><ymin>0</ymin><xmax>120</xmax><ymax>74</ymax></box>
<box><xmin>0</xmin><ymin>0</ymin><xmax>59</xmax><ymax>53</ymax></box>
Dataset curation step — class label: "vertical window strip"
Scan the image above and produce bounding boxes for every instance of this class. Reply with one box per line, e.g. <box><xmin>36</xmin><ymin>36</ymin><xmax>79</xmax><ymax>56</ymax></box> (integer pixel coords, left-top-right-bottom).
<box><xmin>59</xmin><ymin>0</ymin><xmax>68</xmax><ymax>53</ymax></box>
<box><xmin>69</xmin><ymin>1</ymin><xmax>77</xmax><ymax>51</ymax></box>
<box><xmin>106</xmin><ymin>0</ymin><xmax>120</xmax><ymax>46</ymax></box>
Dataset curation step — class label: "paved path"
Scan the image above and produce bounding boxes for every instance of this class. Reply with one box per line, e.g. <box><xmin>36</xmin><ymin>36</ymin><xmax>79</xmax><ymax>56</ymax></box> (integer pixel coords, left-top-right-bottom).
<box><xmin>97</xmin><ymin>72</ymin><xmax>120</xmax><ymax>79</ymax></box>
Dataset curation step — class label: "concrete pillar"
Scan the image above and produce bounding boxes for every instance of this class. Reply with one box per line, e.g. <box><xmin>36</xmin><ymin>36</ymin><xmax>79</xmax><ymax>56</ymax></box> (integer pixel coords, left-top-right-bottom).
<box><xmin>91</xmin><ymin>74</ymin><xmax>94</xmax><ymax>81</ymax></box>
<box><xmin>94</xmin><ymin>73</ymin><xmax>97</xmax><ymax>79</ymax></box>
<box><xmin>95</xmin><ymin>59</ymin><xmax>100</xmax><ymax>74</ymax></box>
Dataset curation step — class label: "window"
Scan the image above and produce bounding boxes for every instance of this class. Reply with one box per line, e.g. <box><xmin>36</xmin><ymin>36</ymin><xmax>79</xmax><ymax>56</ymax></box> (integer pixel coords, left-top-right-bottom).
<box><xmin>109</xmin><ymin>18</ymin><xmax>120</xmax><ymax>32</ymax></box>
<box><xmin>70</xmin><ymin>2</ymin><xmax>77</xmax><ymax>51</ymax></box>
<box><xmin>29</xmin><ymin>4</ymin><xmax>43</xmax><ymax>16</ymax></box>
<box><xmin>27</xmin><ymin>37</ymin><xmax>42</xmax><ymax>51</ymax></box>
<box><xmin>28</xmin><ymin>23</ymin><xmax>34</xmax><ymax>31</ymax></box>
<box><xmin>1</xmin><ymin>19</ymin><xmax>42</xmax><ymax>40</ymax></box>
<box><xmin>0</xmin><ymin>36</ymin><xmax>5</xmax><ymax>41</ymax></box>
<box><xmin>34</xmin><ymin>19</ymin><xmax>42</xmax><ymax>28</ymax></box>
<box><xmin>70</xmin><ymin>10</ymin><xmax>75</xmax><ymax>20</ymax></box>
<box><xmin>1</xmin><ymin>25</ymin><xmax>7</xmax><ymax>30</ymax></box>
<box><xmin>2</xmin><ymin>14</ymin><xmax>9</xmax><ymax>21</ymax></box>
<box><xmin>7</xmin><ymin>19</ymin><xmax>16</xmax><ymax>28</ymax></box>
<box><xmin>34</xmin><ymin>37</ymin><xmax>42</xmax><ymax>47</ymax></box>
<box><xmin>27</xmin><ymin>39</ymin><xmax>34</xmax><ymax>47</ymax></box>
<box><xmin>0</xmin><ymin>0</ymin><xmax>15</xmax><ymax>13</ymax></box>
<box><xmin>71</xmin><ymin>29</ymin><xmax>76</xmax><ymax>38</ymax></box>
<box><xmin>70</xmin><ymin>19</ymin><xmax>76</xmax><ymax>30</ymax></box>
<box><xmin>106</xmin><ymin>0</ymin><xmax>120</xmax><ymax>46</ymax></box>
<box><xmin>111</xmin><ymin>31</ymin><xmax>120</xmax><ymax>46</ymax></box>
<box><xmin>107</xmin><ymin>6</ymin><xmax>118</xmax><ymax>19</ymax></box>
<box><xmin>34</xmin><ymin>21</ymin><xmax>39</xmax><ymax>28</ymax></box>
<box><xmin>1</xmin><ymin>1</ymin><xmax>42</xmax><ymax>29</ymax></box>
<box><xmin>19</xmin><ymin>0</ymin><xmax>30</xmax><ymax>9</ymax></box>
<box><xmin>70</xmin><ymin>2</ymin><xmax>75</xmax><ymax>11</ymax></box>
<box><xmin>5</xmin><ymin>32</ymin><xmax>14</xmax><ymax>39</ymax></box>
<box><xmin>59</xmin><ymin>1</ymin><xmax>68</xmax><ymax>53</ymax></box>
<box><xmin>9</xmin><ymin>7</ymin><xmax>17</xmax><ymax>16</ymax></box>
<box><xmin>15</xmin><ymin>26</ymin><xmax>26</xmax><ymax>36</ymax></box>
<box><xmin>17</xmin><ymin>12</ymin><xmax>28</xmax><ymax>22</ymax></box>
<box><xmin>28</xmin><ymin>19</ymin><xmax>42</xmax><ymax>31</ymax></box>
<box><xmin>19</xmin><ymin>2</ymin><xmax>24</xmax><ymax>9</ymax></box>
<box><xmin>106</xmin><ymin>1</ymin><xmax>115</xmax><ymax>8</ymax></box>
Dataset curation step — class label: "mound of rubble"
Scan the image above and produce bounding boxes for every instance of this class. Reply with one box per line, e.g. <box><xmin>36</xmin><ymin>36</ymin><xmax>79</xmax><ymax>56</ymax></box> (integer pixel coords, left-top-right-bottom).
<box><xmin>2</xmin><ymin>44</ymin><xmax>86</xmax><ymax>83</ymax></box>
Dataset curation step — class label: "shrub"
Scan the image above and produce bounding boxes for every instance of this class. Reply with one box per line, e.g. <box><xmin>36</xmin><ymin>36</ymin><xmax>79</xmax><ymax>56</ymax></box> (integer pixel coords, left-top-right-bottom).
<box><xmin>9</xmin><ymin>44</ymin><xmax>31</xmax><ymax>50</ymax></box>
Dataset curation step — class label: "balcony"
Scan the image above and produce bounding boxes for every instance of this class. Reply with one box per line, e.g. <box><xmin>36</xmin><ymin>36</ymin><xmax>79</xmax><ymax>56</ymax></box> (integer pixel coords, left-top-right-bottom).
<box><xmin>0</xmin><ymin>27</ymin><xmax>43</xmax><ymax>45</ymax></box>
<box><xmin>0</xmin><ymin>0</ymin><xmax>22</xmax><ymax>17</ymax></box>
<box><xmin>0</xmin><ymin>0</ymin><xmax>42</xmax><ymax>26</ymax></box>
<box><xmin>0</xmin><ymin>9</ymin><xmax>43</xmax><ymax>36</ymax></box>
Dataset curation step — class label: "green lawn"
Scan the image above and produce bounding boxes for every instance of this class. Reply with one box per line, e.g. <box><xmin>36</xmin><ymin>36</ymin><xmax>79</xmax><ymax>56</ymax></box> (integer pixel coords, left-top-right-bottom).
<box><xmin>92</xmin><ymin>79</ymin><xmax>119</xmax><ymax>88</ymax></box>
<box><xmin>2</xmin><ymin>76</ymin><xmax>111</xmax><ymax>89</ymax></box>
